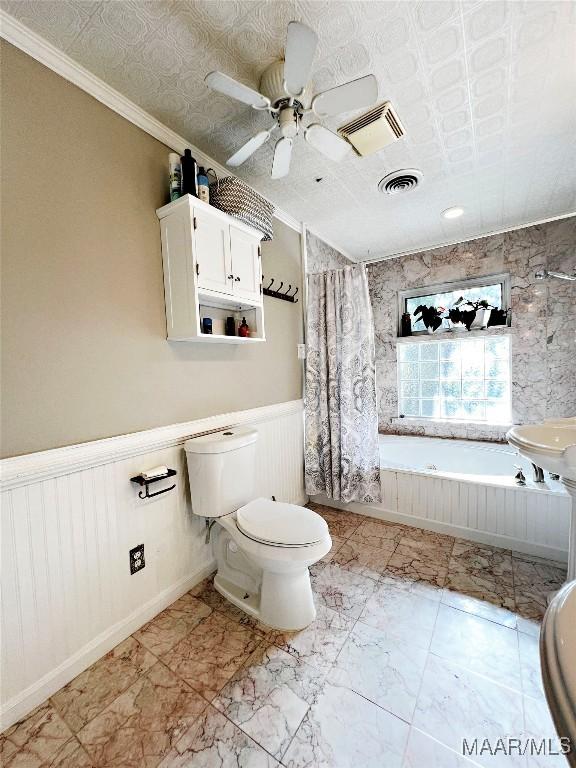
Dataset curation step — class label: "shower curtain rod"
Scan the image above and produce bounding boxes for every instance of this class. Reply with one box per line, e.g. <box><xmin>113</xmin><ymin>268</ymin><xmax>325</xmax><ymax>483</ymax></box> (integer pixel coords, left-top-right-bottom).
<box><xmin>535</xmin><ymin>270</ymin><xmax>576</xmax><ymax>282</ymax></box>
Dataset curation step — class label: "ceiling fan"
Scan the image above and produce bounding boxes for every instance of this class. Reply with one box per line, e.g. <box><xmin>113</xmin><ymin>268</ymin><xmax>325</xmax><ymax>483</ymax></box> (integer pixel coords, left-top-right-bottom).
<box><xmin>204</xmin><ymin>21</ymin><xmax>378</xmax><ymax>179</ymax></box>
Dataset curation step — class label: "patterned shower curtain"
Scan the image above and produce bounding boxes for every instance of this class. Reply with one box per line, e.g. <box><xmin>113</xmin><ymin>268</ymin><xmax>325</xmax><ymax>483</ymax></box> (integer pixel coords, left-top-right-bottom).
<box><xmin>305</xmin><ymin>264</ymin><xmax>381</xmax><ymax>503</ymax></box>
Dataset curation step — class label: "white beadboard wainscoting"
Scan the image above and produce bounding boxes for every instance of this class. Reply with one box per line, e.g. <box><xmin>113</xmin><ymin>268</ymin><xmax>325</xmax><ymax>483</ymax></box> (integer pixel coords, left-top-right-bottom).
<box><xmin>0</xmin><ymin>400</ymin><xmax>306</xmax><ymax>730</ymax></box>
<box><xmin>314</xmin><ymin>468</ymin><xmax>570</xmax><ymax>563</ymax></box>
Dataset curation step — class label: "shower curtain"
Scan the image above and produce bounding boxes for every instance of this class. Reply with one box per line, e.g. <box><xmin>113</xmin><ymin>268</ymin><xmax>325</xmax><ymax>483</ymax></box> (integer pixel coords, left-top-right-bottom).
<box><xmin>305</xmin><ymin>264</ymin><xmax>381</xmax><ymax>503</ymax></box>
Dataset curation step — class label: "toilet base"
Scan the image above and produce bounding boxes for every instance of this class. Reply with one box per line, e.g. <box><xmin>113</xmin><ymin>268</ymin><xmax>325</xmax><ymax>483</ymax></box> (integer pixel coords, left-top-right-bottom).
<box><xmin>260</xmin><ymin>568</ymin><xmax>317</xmax><ymax>630</ymax></box>
<box><xmin>213</xmin><ymin>569</ymin><xmax>317</xmax><ymax>631</ymax></box>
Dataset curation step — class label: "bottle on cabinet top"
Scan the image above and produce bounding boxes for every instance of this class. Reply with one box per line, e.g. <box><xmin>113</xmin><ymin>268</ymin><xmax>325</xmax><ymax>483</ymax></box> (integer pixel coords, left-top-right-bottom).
<box><xmin>197</xmin><ymin>167</ymin><xmax>210</xmax><ymax>204</ymax></box>
<box><xmin>180</xmin><ymin>149</ymin><xmax>198</xmax><ymax>197</ymax></box>
<box><xmin>168</xmin><ymin>153</ymin><xmax>181</xmax><ymax>202</ymax></box>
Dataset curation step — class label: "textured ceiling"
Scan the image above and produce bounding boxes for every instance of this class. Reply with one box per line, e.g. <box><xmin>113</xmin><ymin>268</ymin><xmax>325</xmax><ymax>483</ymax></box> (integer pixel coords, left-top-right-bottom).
<box><xmin>5</xmin><ymin>0</ymin><xmax>576</xmax><ymax>260</ymax></box>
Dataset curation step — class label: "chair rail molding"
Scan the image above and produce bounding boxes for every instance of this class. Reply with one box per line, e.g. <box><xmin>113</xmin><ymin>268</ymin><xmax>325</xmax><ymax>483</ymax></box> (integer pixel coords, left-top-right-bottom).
<box><xmin>0</xmin><ymin>9</ymin><xmax>301</xmax><ymax>234</ymax></box>
<box><xmin>0</xmin><ymin>399</ymin><xmax>304</xmax><ymax>490</ymax></box>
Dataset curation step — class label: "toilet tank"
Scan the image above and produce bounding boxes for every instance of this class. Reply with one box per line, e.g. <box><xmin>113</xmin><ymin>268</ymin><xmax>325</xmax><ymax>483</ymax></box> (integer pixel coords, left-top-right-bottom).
<box><xmin>184</xmin><ymin>427</ymin><xmax>258</xmax><ymax>518</ymax></box>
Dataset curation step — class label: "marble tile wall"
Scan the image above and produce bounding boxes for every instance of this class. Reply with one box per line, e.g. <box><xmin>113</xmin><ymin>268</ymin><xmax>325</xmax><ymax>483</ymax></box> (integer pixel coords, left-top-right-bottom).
<box><xmin>304</xmin><ymin>219</ymin><xmax>575</xmax><ymax>439</ymax></box>
<box><xmin>367</xmin><ymin>217</ymin><xmax>576</xmax><ymax>439</ymax></box>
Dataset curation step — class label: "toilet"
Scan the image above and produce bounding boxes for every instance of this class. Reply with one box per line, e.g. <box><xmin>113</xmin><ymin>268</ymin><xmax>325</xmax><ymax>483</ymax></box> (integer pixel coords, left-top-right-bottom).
<box><xmin>185</xmin><ymin>427</ymin><xmax>332</xmax><ymax>630</ymax></box>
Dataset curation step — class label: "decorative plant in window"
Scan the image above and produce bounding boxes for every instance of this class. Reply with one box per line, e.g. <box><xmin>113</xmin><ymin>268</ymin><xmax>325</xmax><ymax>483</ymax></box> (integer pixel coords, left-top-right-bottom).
<box><xmin>413</xmin><ymin>304</ymin><xmax>445</xmax><ymax>333</ymax></box>
<box><xmin>487</xmin><ymin>307</ymin><xmax>509</xmax><ymax>327</ymax></box>
<box><xmin>448</xmin><ymin>298</ymin><xmax>499</xmax><ymax>331</ymax></box>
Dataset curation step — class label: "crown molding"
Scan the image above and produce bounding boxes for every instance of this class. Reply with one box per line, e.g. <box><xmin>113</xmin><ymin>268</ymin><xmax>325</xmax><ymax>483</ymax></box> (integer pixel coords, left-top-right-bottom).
<box><xmin>0</xmin><ymin>10</ymin><xmax>301</xmax><ymax>233</ymax></box>
<box><xmin>361</xmin><ymin>211</ymin><xmax>576</xmax><ymax>265</ymax></box>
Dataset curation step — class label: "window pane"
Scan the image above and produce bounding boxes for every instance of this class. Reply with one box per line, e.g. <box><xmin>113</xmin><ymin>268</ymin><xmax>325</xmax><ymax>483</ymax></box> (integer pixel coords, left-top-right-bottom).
<box><xmin>419</xmin><ymin>343</ymin><xmax>439</xmax><ymax>361</ymax></box>
<box><xmin>405</xmin><ymin>281</ymin><xmax>504</xmax><ymax>334</ymax></box>
<box><xmin>485</xmin><ymin>337</ymin><xmax>508</xmax><ymax>358</ymax></box>
<box><xmin>441</xmin><ymin>381</ymin><xmax>461</xmax><ymax>398</ymax></box>
<box><xmin>440</xmin><ymin>360</ymin><xmax>461</xmax><ymax>379</ymax></box>
<box><xmin>442</xmin><ymin>399</ymin><xmax>461</xmax><ymax>418</ymax></box>
<box><xmin>400</xmin><ymin>362</ymin><xmax>419</xmax><ymax>380</ymax></box>
<box><xmin>400</xmin><ymin>381</ymin><xmax>419</xmax><ymax>398</ymax></box>
<box><xmin>462</xmin><ymin>380</ymin><xmax>483</xmax><ymax>398</ymax></box>
<box><xmin>439</xmin><ymin>341</ymin><xmax>460</xmax><ymax>361</ymax></box>
<box><xmin>486</xmin><ymin>399</ymin><xmax>510</xmax><ymax>422</ymax></box>
<box><xmin>396</xmin><ymin>336</ymin><xmax>511</xmax><ymax>423</ymax></box>
<box><xmin>485</xmin><ymin>380</ymin><xmax>507</xmax><ymax>399</ymax></box>
<box><xmin>399</xmin><ymin>344</ymin><xmax>419</xmax><ymax>362</ymax></box>
<box><xmin>420</xmin><ymin>361</ymin><xmax>439</xmax><ymax>379</ymax></box>
<box><xmin>462</xmin><ymin>359</ymin><xmax>484</xmax><ymax>379</ymax></box>
<box><xmin>462</xmin><ymin>400</ymin><xmax>486</xmax><ymax>419</ymax></box>
<box><xmin>400</xmin><ymin>398</ymin><xmax>419</xmax><ymax>416</ymax></box>
<box><xmin>421</xmin><ymin>399</ymin><xmax>441</xmax><ymax>418</ymax></box>
<box><xmin>421</xmin><ymin>380</ymin><xmax>439</xmax><ymax>397</ymax></box>
<box><xmin>486</xmin><ymin>359</ymin><xmax>509</xmax><ymax>379</ymax></box>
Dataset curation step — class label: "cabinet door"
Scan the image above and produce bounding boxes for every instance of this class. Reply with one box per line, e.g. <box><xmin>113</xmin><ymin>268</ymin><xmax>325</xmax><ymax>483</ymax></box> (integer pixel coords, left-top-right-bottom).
<box><xmin>230</xmin><ymin>226</ymin><xmax>262</xmax><ymax>302</ymax></box>
<box><xmin>193</xmin><ymin>206</ymin><xmax>232</xmax><ymax>295</ymax></box>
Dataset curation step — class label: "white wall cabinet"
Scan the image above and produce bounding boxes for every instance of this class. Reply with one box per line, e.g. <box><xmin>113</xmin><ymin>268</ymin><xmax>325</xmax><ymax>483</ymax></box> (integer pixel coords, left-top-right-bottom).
<box><xmin>157</xmin><ymin>196</ymin><xmax>265</xmax><ymax>342</ymax></box>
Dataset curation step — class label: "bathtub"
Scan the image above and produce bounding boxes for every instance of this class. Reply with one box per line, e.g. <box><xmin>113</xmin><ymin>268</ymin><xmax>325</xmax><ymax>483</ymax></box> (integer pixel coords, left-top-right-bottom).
<box><xmin>313</xmin><ymin>434</ymin><xmax>571</xmax><ymax>563</ymax></box>
<box><xmin>379</xmin><ymin>434</ymin><xmax>565</xmax><ymax>491</ymax></box>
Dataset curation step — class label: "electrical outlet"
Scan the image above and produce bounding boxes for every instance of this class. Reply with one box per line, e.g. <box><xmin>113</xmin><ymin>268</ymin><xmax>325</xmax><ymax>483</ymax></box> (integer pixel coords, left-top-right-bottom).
<box><xmin>129</xmin><ymin>544</ymin><xmax>145</xmax><ymax>575</ymax></box>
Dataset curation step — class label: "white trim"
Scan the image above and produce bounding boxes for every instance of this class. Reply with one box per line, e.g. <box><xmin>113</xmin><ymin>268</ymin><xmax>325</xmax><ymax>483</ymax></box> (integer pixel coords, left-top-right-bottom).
<box><xmin>362</xmin><ymin>212</ymin><xmax>576</xmax><ymax>265</ymax></box>
<box><xmin>274</xmin><ymin>207</ymin><xmax>300</xmax><ymax>233</ymax></box>
<box><xmin>312</xmin><ymin>495</ymin><xmax>568</xmax><ymax>563</ymax></box>
<box><xmin>0</xmin><ymin>400</ymin><xmax>304</xmax><ymax>490</ymax></box>
<box><xmin>305</xmin><ymin>225</ymin><xmax>357</xmax><ymax>264</ymax></box>
<box><xmin>0</xmin><ymin>10</ymin><xmax>301</xmax><ymax>233</ymax></box>
<box><xmin>0</xmin><ymin>561</ymin><xmax>215</xmax><ymax>732</ymax></box>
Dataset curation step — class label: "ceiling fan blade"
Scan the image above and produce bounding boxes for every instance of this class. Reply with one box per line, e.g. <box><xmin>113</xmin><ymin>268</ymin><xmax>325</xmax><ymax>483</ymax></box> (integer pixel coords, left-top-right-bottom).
<box><xmin>204</xmin><ymin>71</ymin><xmax>270</xmax><ymax>109</ymax></box>
<box><xmin>271</xmin><ymin>137</ymin><xmax>293</xmax><ymax>179</ymax></box>
<box><xmin>312</xmin><ymin>74</ymin><xmax>378</xmax><ymax>117</ymax></box>
<box><xmin>227</xmin><ymin>130</ymin><xmax>272</xmax><ymax>167</ymax></box>
<box><xmin>305</xmin><ymin>124</ymin><xmax>352</xmax><ymax>162</ymax></box>
<box><xmin>284</xmin><ymin>21</ymin><xmax>318</xmax><ymax>97</ymax></box>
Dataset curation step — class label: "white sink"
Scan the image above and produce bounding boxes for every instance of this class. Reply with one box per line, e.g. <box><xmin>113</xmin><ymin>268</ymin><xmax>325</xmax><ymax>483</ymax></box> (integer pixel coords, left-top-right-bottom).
<box><xmin>507</xmin><ymin>423</ymin><xmax>576</xmax><ymax>478</ymax></box>
<box><xmin>507</xmin><ymin>420</ymin><xmax>576</xmax><ymax>582</ymax></box>
<box><xmin>541</xmin><ymin>579</ymin><xmax>576</xmax><ymax>756</ymax></box>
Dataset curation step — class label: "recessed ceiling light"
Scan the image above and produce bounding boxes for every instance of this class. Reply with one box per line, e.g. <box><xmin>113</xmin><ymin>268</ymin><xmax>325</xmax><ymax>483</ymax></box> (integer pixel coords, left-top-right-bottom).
<box><xmin>442</xmin><ymin>206</ymin><xmax>464</xmax><ymax>219</ymax></box>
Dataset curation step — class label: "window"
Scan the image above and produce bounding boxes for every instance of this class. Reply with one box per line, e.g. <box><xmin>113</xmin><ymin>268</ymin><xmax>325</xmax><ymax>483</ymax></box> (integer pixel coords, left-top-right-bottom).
<box><xmin>397</xmin><ymin>336</ymin><xmax>511</xmax><ymax>423</ymax></box>
<box><xmin>398</xmin><ymin>274</ymin><xmax>510</xmax><ymax>335</ymax></box>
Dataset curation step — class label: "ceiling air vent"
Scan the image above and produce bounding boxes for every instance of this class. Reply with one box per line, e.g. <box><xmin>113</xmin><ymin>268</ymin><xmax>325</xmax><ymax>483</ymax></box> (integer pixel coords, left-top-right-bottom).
<box><xmin>378</xmin><ymin>168</ymin><xmax>423</xmax><ymax>195</ymax></box>
<box><xmin>338</xmin><ymin>101</ymin><xmax>405</xmax><ymax>157</ymax></box>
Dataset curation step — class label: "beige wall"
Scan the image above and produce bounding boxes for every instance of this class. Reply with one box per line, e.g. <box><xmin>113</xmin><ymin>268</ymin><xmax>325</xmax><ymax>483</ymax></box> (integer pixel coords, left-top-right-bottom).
<box><xmin>0</xmin><ymin>42</ymin><xmax>304</xmax><ymax>458</ymax></box>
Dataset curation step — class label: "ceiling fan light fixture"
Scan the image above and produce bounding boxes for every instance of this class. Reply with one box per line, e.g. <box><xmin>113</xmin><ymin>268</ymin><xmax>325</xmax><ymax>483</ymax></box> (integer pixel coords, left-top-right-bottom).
<box><xmin>305</xmin><ymin>124</ymin><xmax>352</xmax><ymax>162</ymax></box>
<box><xmin>204</xmin><ymin>20</ymin><xmax>380</xmax><ymax>178</ymax></box>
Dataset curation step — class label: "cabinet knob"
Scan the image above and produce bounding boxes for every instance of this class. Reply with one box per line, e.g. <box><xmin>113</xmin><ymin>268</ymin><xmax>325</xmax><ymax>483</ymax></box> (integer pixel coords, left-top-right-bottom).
<box><xmin>227</xmin><ymin>274</ymin><xmax>234</xmax><ymax>280</ymax></box>
<box><xmin>234</xmin><ymin>276</ymin><xmax>241</xmax><ymax>282</ymax></box>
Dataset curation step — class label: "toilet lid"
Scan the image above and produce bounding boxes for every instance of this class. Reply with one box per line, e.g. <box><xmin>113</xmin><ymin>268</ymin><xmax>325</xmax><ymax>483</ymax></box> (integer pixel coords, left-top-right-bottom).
<box><xmin>236</xmin><ymin>498</ymin><xmax>329</xmax><ymax>547</ymax></box>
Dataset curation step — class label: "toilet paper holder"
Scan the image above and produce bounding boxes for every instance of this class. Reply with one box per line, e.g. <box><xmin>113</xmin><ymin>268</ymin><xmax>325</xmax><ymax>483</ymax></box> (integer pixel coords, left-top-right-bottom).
<box><xmin>130</xmin><ymin>468</ymin><xmax>177</xmax><ymax>499</ymax></box>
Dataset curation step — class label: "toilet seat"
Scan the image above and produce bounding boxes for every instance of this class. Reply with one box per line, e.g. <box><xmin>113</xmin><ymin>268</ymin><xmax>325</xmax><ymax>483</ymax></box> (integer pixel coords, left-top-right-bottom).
<box><xmin>236</xmin><ymin>498</ymin><xmax>329</xmax><ymax>548</ymax></box>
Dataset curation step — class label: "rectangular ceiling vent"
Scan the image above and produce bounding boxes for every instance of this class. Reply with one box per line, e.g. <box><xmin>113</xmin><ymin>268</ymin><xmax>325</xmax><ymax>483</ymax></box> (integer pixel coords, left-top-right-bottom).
<box><xmin>338</xmin><ymin>101</ymin><xmax>405</xmax><ymax>157</ymax></box>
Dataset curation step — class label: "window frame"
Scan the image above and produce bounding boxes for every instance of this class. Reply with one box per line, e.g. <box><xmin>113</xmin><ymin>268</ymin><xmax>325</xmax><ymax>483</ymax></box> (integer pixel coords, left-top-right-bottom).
<box><xmin>397</xmin><ymin>272</ymin><xmax>511</xmax><ymax>337</ymax></box>
<box><xmin>396</xmin><ymin>334</ymin><xmax>513</xmax><ymax>425</ymax></box>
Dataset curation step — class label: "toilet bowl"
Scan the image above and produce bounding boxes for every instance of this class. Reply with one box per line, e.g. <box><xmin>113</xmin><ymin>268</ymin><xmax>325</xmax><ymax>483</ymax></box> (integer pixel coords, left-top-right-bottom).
<box><xmin>185</xmin><ymin>428</ymin><xmax>331</xmax><ymax>630</ymax></box>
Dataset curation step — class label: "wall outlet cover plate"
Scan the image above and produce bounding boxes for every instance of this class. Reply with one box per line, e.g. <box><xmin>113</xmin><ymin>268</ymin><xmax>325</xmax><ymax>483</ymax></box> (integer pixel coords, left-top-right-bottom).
<box><xmin>129</xmin><ymin>544</ymin><xmax>145</xmax><ymax>574</ymax></box>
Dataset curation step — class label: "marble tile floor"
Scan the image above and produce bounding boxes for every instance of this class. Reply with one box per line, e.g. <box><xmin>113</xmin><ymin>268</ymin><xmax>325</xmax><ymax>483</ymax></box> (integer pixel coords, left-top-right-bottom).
<box><xmin>1</xmin><ymin>503</ymin><xmax>568</xmax><ymax>768</ymax></box>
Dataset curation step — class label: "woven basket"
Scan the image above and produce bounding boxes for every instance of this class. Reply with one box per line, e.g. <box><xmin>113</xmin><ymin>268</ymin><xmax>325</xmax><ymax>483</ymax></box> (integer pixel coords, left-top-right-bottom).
<box><xmin>209</xmin><ymin>176</ymin><xmax>274</xmax><ymax>241</ymax></box>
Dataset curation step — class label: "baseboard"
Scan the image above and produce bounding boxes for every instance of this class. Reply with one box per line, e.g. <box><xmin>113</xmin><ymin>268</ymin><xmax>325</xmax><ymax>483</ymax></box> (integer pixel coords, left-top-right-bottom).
<box><xmin>312</xmin><ymin>495</ymin><xmax>568</xmax><ymax>564</ymax></box>
<box><xmin>0</xmin><ymin>560</ymin><xmax>215</xmax><ymax>732</ymax></box>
